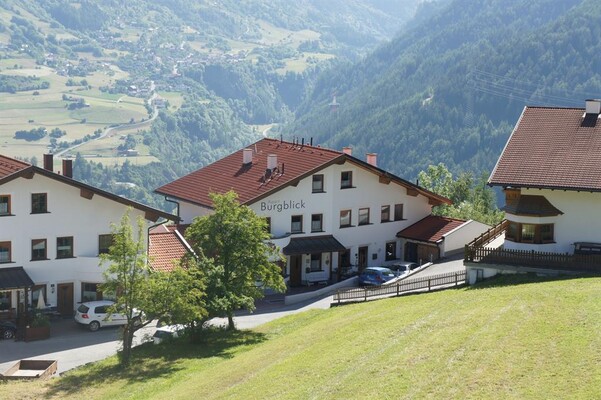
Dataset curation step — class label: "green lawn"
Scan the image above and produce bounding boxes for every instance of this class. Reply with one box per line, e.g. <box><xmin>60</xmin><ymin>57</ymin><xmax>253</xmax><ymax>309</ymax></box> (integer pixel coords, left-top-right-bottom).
<box><xmin>4</xmin><ymin>275</ymin><xmax>601</xmax><ymax>399</ymax></box>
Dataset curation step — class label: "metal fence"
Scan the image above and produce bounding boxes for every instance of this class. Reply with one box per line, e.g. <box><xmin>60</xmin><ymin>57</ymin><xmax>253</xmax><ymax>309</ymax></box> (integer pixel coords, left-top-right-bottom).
<box><xmin>333</xmin><ymin>270</ymin><xmax>467</xmax><ymax>304</ymax></box>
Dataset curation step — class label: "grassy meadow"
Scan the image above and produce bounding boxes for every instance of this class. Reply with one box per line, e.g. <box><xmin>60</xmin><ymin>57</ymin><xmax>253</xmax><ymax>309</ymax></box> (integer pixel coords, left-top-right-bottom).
<box><xmin>3</xmin><ymin>274</ymin><xmax>601</xmax><ymax>399</ymax></box>
<box><xmin>0</xmin><ymin>59</ymin><xmax>148</xmax><ymax>163</ymax></box>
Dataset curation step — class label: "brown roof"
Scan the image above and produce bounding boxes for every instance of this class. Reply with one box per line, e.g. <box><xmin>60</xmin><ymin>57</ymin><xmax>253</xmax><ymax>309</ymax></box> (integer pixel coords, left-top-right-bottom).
<box><xmin>0</xmin><ymin>155</ymin><xmax>30</xmax><ymax>180</ymax></box>
<box><xmin>396</xmin><ymin>215</ymin><xmax>466</xmax><ymax>244</ymax></box>
<box><xmin>148</xmin><ymin>224</ymin><xmax>193</xmax><ymax>272</ymax></box>
<box><xmin>155</xmin><ymin>138</ymin><xmax>450</xmax><ymax>207</ymax></box>
<box><xmin>502</xmin><ymin>195</ymin><xmax>563</xmax><ymax>217</ymax></box>
<box><xmin>490</xmin><ymin>106</ymin><xmax>601</xmax><ymax>191</ymax></box>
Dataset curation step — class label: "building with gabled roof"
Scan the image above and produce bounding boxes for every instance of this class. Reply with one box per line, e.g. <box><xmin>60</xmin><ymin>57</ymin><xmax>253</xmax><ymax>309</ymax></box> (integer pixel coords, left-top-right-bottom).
<box><xmin>0</xmin><ymin>154</ymin><xmax>177</xmax><ymax>319</ymax></box>
<box><xmin>148</xmin><ymin>224</ymin><xmax>194</xmax><ymax>272</ymax></box>
<box><xmin>156</xmin><ymin>138</ymin><xmax>461</xmax><ymax>287</ymax></box>
<box><xmin>465</xmin><ymin>99</ymin><xmax>601</xmax><ymax>282</ymax></box>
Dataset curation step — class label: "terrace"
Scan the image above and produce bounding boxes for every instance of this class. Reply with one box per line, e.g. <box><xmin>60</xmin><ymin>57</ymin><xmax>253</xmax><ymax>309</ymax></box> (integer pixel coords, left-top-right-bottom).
<box><xmin>464</xmin><ymin>220</ymin><xmax>601</xmax><ymax>275</ymax></box>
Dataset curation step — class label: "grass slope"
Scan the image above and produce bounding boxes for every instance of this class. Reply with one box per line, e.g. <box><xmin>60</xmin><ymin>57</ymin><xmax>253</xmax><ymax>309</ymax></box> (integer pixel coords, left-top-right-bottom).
<box><xmin>5</xmin><ymin>275</ymin><xmax>601</xmax><ymax>399</ymax></box>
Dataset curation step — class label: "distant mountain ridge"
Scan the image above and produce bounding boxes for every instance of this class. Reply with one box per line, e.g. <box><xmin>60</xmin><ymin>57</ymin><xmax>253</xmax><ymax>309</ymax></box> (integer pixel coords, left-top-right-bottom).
<box><xmin>286</xmin><ymin>0</ymin><xmax>601</xmax><ymax>180</ymax></box>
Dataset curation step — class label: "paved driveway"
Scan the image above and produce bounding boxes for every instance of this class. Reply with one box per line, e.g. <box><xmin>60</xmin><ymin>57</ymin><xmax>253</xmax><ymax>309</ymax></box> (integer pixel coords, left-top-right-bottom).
<box><xmin>0</xmin><ymin>319</ymin><xmax>157</xmax><ymax>375</ymax></box>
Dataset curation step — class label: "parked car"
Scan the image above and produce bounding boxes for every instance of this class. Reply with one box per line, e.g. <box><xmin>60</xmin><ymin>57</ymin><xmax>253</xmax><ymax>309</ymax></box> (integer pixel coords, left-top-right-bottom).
<box><xmin>0</xmin><ymin>320</ymin><xmax>17</xmax><ymax>340</ymax></box>
<box><xmin>152</xmin><ymin>324</ymin><xmax>185</xmax><ymax>344</ymax></box>
<box><xmin>358</xmin><ymin>267</ymin><xmax>396</xmax><ymax>286</ymax></box>
<box><xmin>75</xmin><ymin>300</ymin><xmax>141</xmax><ymax>332</ymax></box>
<box><xmin>390</xmin><ymin>261</ymin><xmax>419</xmax><ymax>276</ymax></box>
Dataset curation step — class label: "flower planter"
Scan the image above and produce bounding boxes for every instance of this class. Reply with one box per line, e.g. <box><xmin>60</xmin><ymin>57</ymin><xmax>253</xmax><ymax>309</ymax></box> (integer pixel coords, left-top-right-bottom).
<box><xmin>24</xmin><ymin>325</ymin><xmax>50</xmax><ymax>342</ymax></box>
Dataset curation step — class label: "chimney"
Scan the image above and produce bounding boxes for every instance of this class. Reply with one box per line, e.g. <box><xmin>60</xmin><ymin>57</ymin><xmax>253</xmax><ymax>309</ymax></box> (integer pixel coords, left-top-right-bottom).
<box><xmin>585</xmin><ymin>99</ymin><xmax>601</xmax><ymax>115</ymax></box>
<box><xmin>43</xmin><ymin>154</ymin><xmax>53</xmax><ymax>172</ymax></box>
<box><xmin>267</xmin><ymin>154</ymin><xmax>277</xmax><ymax>170</ymax></box>
<box><xmin>62</xmin><ymin>159</ymin><xmax>73</xmax><ymax>178</ymax></box>
<box><xmin>242</xmin><ymin>148</ymin><xmax>253</xmax><ymax>165</ymax></box>
<box><xmin>366</xmin><ymin>153</ymin><xmax>377</xmax><ymax>167</ymax></box>
<box><xmin>342</xmin><ymin>147</ymin><xmax>352</xmax><ymax>156</ymax></box>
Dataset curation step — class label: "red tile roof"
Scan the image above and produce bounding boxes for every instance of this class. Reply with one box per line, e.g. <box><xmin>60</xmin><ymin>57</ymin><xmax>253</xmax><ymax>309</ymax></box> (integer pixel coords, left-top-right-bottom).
<box><xmin>396</xmin><ymin>215</ymin><xmax>466</xmax><ymax>244</ymax></box>
<box><xmin>149</xmin><ymin>224</ymin><xmax>192</xmax><ymax>272</ymax></box>
<box><xmin>0</xmin><ymin>155</ymin><xmax>30</xmax><ymax>180</ymax></box>
<box><xmin>490</xmin><ymin>106</ymin><xmax>601</xmax><ymax>191</ymax></box>
<box><xmin>156</xmin><ymin>138</ymin><xmax>450</xmax><ymax>207</ymax></box>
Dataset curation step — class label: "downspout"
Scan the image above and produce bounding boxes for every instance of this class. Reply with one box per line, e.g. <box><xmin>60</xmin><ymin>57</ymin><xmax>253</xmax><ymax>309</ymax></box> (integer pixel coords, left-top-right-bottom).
<box><xmin>164</xmin><ymin>197</ymin><xmax>180</xmax><ymax>220</ymax></box>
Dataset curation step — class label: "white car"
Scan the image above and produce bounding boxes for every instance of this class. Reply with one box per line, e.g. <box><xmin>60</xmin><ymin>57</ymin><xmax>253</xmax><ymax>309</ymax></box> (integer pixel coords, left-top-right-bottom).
<box><xmin>75</xmin><ymin>300</ymin><xmax>139</xmax><ymax>332</ymax></box>
<box><xmin>152</xmin><ymin>324</ymin><xmax>185</xmax><ymax>344</ymax></box>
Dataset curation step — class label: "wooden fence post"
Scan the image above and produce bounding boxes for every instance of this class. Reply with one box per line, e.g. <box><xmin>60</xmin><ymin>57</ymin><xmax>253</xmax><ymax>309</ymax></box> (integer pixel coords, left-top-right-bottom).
<box><xmin>428</xmin><ymin>278</ymin><xmax>431</xmax><ymax>292</ymax></box>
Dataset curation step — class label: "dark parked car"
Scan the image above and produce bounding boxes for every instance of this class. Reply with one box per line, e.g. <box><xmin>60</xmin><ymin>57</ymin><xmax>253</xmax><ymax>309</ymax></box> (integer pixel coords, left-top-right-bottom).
<box><xmin>0</xmin><ymin>320</ymin><xmax>17</xmax><ymax>340</ymax></box>
<box><xmin>358</xmin><ymin>267</ymin><xmax>396</xmax><ymax>286</ymax></box>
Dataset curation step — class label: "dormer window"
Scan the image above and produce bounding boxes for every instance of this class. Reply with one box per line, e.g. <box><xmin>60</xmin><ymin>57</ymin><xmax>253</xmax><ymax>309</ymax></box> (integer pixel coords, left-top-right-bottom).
<box><xmin>341</xmin><ymin>171</ymin><xmax>353</xmax><ymax>189</ymax></box>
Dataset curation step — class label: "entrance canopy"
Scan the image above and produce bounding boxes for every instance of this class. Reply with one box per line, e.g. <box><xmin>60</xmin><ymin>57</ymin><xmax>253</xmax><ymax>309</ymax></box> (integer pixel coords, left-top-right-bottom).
<box><xmin>283</xmin><ymin>235</ymin><xmax>346</xmax><ymax>255</ymax></box>
<box><xmin>0</xmin><ymin>267</ymin><xmax>35</xmax><ymax>290</ymax></box>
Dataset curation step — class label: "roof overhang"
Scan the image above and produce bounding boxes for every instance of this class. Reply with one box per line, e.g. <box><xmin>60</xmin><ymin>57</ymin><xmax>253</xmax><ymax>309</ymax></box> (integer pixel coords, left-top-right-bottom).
<box><xmin>282</xmin><ymin>235</ymin><xmax>346</xmax><ymax>255</ymax></box>
<box><xmin>0</xmin><ymin>267</ymin><xmax>35</xmax><ymax>290</ymax></box>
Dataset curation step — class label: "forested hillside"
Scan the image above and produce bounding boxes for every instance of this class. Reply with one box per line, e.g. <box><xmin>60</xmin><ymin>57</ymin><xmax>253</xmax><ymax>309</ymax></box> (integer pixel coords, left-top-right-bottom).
<box><xmin>286</xmin><ymin>0</ymin><xmax>601</xmax><ymax>180</ymax></box>
<box><xmin>0</xmin><ymin>0</ymin><xmax>421</xmax><ymax>208</ymax></box>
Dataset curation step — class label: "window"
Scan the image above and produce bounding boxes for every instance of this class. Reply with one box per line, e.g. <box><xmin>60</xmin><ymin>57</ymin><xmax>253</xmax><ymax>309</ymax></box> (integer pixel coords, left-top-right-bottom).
<box><xmin>506</xmin><ymin>222</ymin><xmax>555</xmax><ymax>244</ymax></box>
<box><xmin>57</xmin><ymin>236</ymin><xmax>74</xmax><ymax>258</ymax></box>
<box><xmin>291</xmin><ymin>215</ymin><xmax>303</xmax><ymax>233</ymax></box>
<box><xmin>0</xmin><ymin>195</ymin><xmax>10</xmax><ymax>215</ymax></box>
<box><xmin>540</xmin><ymin>224</ymin><xmax>554</xmax><ymax>243</ymax></box>
<box><xmin>0</xmin><ymin>241</ymin><xmax>11</xmax><ymax>263</ymax></box>
<box><xmin>31</xmin><ymin>239</ymin><xmax>47</xmax><ymax>261</ymax></box>
<box><xmin>381</xmin><ymin>205</ymin><xmax>390</xmax><ymax>223</ymax></box>
<box><xmin>521</xmin><ymin>224</ymin><xmax>535</xmax><ymax>243</ymax></box>
<box><xmin>82</xmin><ymin>283</ymin><xmax>102</xmax><ymax>302</ymax></box>
<box><xmin>394</xmin><ymin>203</ymin><xmax>404</xmax><ymax>221</ymax></box>
<box><xmin>98</xmin><ymin>234</ymin><xmax>114</xmax><ymax>255</ymax></box>
<box><xmin>0</xmin><ymin>291</ymin><xmax>10</xmax><ymax>311</ymax></box>
<box><xmin>264</xmin><ymin>217</ymin><xmax>271</xmax><ymax>234</ymax></box>
<box><xmin>385</xmin><ymin>242</ymin><xmax>397</xmax><ymax>261</ymax></box>
<box><xmin>312</xmin><ymin>174</ymin><xmax>324</xmax><ymax>193</ymax></box>
<box><xmin>31</xmin><ymin>193</ymin><xmax>47</xmax><ymax>214</ymax></box>
<box><xmin>311</xmin><ymin>214</ymin><xmax>323</xmax><ymax>232</ymax></box>
<box><xmin>358</xmin><ymin>208</ymin><xmax>370</xmax><ymax>225</ymax></box>
<box><xmin>340</xmin><ymin>209</ymin><xmax>352</xmax><ymax>228</ymax></box>
<box><xmin>310</xmin><ymin>254</ymin><xmax>321</xmax><ymax>272</ymax></box>
<box><xmin>341</xmin><ymin>171</ymin><xmax>353</xmax><ymax>189</ymax></box>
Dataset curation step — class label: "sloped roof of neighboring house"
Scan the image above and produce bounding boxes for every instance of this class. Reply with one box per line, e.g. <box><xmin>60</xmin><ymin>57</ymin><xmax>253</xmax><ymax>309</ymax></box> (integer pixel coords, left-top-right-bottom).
<box><xmin>396</xmin><ymin>215</ymin><xmax>467</xmax><ymax>244</ymax></box>
<box><xmin>155</xmin><ymin>138</ymin><xmax>451</xmax><ymax>208</ymax></box>
<box><xmin>0</xmin><ymin>155</ymin><xmax>30</xmax><ymax>179</ymax></box>
<box><xmin>489</xmin><ymin>105</ymin><xmax>601</xmax><ymax>191</ymax></box>
<box><xmin>0</xmin><ymin>154</ymin><xmax>177</xmax><ymax>222</ymax></box>
<box><xmin>148</xmin><ymin>224</ymin><xmax>194</xmax><ymax>272</ymax></box>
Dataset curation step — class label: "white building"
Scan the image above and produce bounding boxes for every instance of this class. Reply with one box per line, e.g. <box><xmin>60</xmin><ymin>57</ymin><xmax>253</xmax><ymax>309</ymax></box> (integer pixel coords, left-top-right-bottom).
<box><xmin>156</xmin><ymin>138</ymin><xmax>459</xmax><ymax>287</ymax></box>
<box><xmin>0</xmin><ymin>154</ymin><xmax>175</xmax><ymax>318</ymax></box>
<box><xmin>465</xmin><ymin>99</ymin><xmax>601</xmax><ymax>282</ymax></box>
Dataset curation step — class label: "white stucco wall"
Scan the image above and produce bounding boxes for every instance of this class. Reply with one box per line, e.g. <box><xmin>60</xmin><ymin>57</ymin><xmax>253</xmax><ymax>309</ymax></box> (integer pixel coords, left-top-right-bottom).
<box><xmin>442</xmin><ymin>220</ymin><xmax>491</xmax><ymax>257</ymax></box>
<box><xmin>0</xmin><ymin>172</ymin><xmax>156</xmax><ymax>310</ymax></box>
<box><xmin>504</xmin><ymin>188</ymin><xmax>601</xmax><ymax>254</ymax></box>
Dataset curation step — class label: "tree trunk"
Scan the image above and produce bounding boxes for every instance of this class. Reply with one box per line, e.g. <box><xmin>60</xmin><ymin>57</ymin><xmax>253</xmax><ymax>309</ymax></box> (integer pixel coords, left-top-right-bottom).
<box><xmin>227</xmin><ymin>312</ymin><xmax>235</xmax><ymax>330</ymax></box>
<box><xmin>120</xmin><ymin>324</ymin><xmax>135</xmax><ymax>367</ymax></box>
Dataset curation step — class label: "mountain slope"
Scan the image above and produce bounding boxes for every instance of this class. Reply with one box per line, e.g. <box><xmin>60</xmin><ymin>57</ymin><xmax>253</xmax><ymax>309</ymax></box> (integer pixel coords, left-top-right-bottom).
<box><xmin>286</xmin><ymin>0</ymin><xmax>600</xmax><ymax>180</ymax></box>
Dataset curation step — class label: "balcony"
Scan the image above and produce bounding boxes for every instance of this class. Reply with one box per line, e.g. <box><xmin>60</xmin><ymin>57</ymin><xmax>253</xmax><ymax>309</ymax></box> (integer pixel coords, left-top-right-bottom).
<box><xmin>464</xmin><ymin>220</ymin><xmax>601</xmax><ymax>274</ymax></box>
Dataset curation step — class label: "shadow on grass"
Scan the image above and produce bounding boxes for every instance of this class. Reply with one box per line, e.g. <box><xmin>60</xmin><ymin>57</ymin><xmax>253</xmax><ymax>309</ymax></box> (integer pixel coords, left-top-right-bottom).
<box><xmin>467</xmin><ymin>272</ymin><xmax>593</xmax><ymax>290</ymax></box>
<box><xmin>46</xmin><ymin>328</ymin><xmax>267</xmax><ymax>397</ymax></box>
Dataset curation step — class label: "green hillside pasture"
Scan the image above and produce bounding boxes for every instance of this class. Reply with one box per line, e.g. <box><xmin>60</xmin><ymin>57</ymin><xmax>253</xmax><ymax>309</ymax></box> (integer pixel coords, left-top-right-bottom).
<box><xmin>276</xmin><ymin>52</ymin><xmax>335</xmax><ymax>74</ymax></box>
<box><xmin>5</xmin><ymin>275</ymin><xmax>601</xmax><ymax>399</ymax></box>
<box><xmin>158</xmin><ymin>91</ymin><xmax>184</xmax><ymax>111</ymax></box>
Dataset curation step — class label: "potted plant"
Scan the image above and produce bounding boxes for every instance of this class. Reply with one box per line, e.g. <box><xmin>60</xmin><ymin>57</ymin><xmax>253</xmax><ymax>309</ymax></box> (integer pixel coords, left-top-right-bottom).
<box><xmin>24</xmin><ymin>311</ymin><xmax>51</xmax><ymax>342</ymax></box>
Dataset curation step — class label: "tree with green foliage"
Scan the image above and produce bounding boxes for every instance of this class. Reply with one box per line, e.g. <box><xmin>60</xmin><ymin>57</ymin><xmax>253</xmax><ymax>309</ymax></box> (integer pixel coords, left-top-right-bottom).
<box><xmin>100</xmin><ymin>209</ymin><xmax>206</xmax><ymax>366</ymax></box>
<box><xmin>418</xmin><ymin>163</ymin><xmax>504</xmax><ymax>225</ymax></box>
<box><xmin>185</xmin><ymin>191</ymin><xmax>286</xmax><ymax>330</ymax></box>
